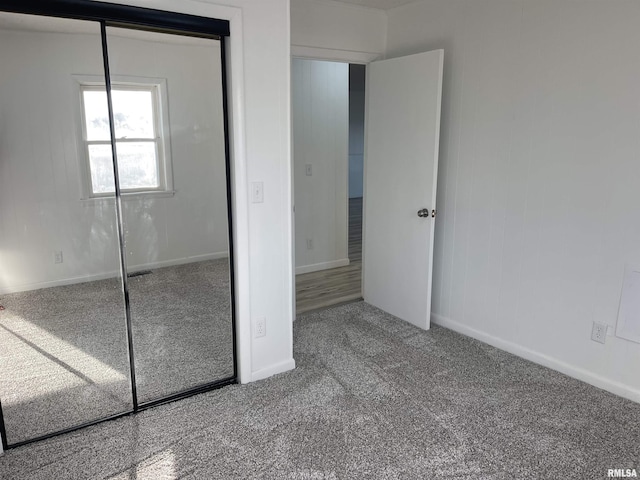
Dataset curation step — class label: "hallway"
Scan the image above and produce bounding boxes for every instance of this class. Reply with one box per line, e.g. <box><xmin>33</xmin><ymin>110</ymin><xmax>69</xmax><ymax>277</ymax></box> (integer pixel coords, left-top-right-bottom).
<box><xmin>295</xmin><ymin>197</ymin><xmax>363</xmax><ymax>314</ymax></box>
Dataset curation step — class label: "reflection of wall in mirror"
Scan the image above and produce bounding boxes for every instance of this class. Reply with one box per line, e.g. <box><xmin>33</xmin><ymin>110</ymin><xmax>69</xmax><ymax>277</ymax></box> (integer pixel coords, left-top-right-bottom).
<box><xmin>0</xmin><ymin>29</ymin><xmax>228</xmax><ymax>294</ymax></box>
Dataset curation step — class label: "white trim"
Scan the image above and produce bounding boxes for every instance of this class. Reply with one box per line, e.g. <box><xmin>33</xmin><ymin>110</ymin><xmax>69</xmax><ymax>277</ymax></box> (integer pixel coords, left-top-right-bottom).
<box><xmin>386</xmin><ymin>0</ymin><xmax>439</xmax><ymax>13</ymax></box>
<box><xmin>223</xmin><ymin>10</ymin><xmax>252</xmax><ymax>386</ymax></box>
<box><xmin>0</xmin><ymin>252</ymin><xmax>228</xmax><ymax>295</ymax></box>
<box><xmin>284</xmin><ymin>1</ymin><xmax>296</xmax><ymax>367</ymax></box>
<box><xmin>291</xmin><ymin>45</ymin><xmax>380</xmax><ymax>64</ymax></box>
<box><xmin>80</xmin><ymin>190</ymin><xmax>176</xmax><ymax>205</ymax></box>
<box><xmin>250</xmin><ymin>358</ymin><xmax>296</xmax><ymax>383</ymax></box>
<box><xmin>128</xmin><ymin>252</ymin><xmax>228</xmax><ymax>273</ymax></box>
<box><xmin>295</xmin><ymin>258</ymin><xmax>350</xmax><ymax>275</ymax></box>
<box><xmin>431</xmin><ymin>313</ymin><xmax>640</xmax><ymax>404</ymax></box>
<box><xmin>295</xmin><ymin>0</ymin><xmax>389</xmax><ymax>15</ymax></box>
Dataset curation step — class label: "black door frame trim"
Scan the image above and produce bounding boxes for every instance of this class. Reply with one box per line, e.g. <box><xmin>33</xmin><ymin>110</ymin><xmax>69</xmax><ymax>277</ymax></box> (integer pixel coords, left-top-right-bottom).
<box><xmin>0</xmin><ymin>0</ymin><xmax>229</xmax><ymax>37</ymax></box>
<box><xmin>0</xmin><ymin>0</ymin><xmax>236</xmax><ymax>451</ymax></box>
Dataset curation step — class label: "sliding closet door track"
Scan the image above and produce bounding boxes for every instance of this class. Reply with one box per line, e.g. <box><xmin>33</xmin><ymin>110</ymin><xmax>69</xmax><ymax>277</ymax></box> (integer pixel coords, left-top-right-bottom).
<box><xmin>0</xmin><ymin>0</ymin><xmax>230</xmax><ymax>37</ymax></box>
<box><xmin>4</xmin><ymin>377</ymin><xmax>237</xmax><ymax>450</ymax></box>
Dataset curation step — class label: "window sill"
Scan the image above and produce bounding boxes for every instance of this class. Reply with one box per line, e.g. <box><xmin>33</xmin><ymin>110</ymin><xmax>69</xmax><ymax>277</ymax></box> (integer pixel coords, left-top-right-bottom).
<box><xmin>81</xmin><ymin>190</ymin><xmax>176</xmax><ymax>205</ymax></box>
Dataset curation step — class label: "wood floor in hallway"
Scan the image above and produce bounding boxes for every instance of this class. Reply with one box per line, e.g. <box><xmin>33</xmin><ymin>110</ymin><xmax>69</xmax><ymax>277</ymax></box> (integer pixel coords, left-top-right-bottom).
<box><xmin>295</xmin><ymin>197</ymin><xmax>363</xmax><ymax>315</ymax></box>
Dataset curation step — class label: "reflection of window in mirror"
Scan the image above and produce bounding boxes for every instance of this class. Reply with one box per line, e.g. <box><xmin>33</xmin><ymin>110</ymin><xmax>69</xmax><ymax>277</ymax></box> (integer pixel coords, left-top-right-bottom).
<box><xmin>76</xmin><ymin>76</ymin><xmax>173</xmax><ymax>198</ymax></box>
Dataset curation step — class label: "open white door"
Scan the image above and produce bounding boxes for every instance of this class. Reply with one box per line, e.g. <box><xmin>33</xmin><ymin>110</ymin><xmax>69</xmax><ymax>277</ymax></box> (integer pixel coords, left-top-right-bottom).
<box><xmin>363</xmin><ymin>49</ymin><xmax>444</xmax><ymax>330</ymax></box>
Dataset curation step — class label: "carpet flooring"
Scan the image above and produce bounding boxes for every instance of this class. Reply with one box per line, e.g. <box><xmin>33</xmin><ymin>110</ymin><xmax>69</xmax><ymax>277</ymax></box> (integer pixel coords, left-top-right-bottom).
<box><xmin>0</xmin><ymin>259</ymin><xmax>234</xmax><ymax>445</ymax></box>
<box><xmin>1</xmin><ymin>301</ymin><xmax>639</xmax><ymax>479</ymax></box>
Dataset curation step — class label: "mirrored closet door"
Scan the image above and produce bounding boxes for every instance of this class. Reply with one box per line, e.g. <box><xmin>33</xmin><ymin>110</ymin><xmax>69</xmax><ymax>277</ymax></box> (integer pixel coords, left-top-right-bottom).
<box><xmin>0</xmin><ymin>3</ymin><xmax>235</xmax><ymax>449</ymax></box>
<box><xmin>0</xmin><ymin>13</ymin><xmax>133</xmax><ymax>445</ymax></box>
<box><xmin>104</xmin><ymin>26</ymin><xmax>234</xmax><ymax>404</ymax></box>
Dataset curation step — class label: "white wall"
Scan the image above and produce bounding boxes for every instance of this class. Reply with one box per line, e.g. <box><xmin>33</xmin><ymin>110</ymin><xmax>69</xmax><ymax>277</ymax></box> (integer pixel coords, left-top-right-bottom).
<box><xmin>230</xmin><ymin>0</ymin><xmax>295</xmax><ymax>382</ymax></box>
<box><xmin>0</xmin><ymin>28</ymin><xmax>228</xmax><ymax>294</ymax></box>
<box><xmin>291</xmin><ymin>0</ymin><xmax>386</xmax><ymax>62</ymax></box>
<box><xmin>387</xmin><ymin>0</ymin><xmax>640</xmax><ymax>401</ymax></box>
<box><xmin>292</xmin><ymin>58</ymin><xmax>349</xmax><ymax>274</ymax></box>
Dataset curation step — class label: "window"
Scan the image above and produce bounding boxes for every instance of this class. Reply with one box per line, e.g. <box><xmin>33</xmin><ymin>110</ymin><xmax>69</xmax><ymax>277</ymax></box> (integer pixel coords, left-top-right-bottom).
<box><xmin>79</xmin><ymin>80</ymin><xmax>172</xmax><ymax>197</ymax></box>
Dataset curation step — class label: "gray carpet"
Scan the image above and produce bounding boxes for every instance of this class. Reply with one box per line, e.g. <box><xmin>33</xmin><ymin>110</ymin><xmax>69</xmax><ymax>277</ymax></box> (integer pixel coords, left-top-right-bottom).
<box><xmin>0</xmin><ymin>259</ymin><xmax>234</xmax><ymax>444</ymax></box>
<box><xmin>1</xmin><ymin>301</ymin><xmax>638</xmax><ymax>479</ymax></box>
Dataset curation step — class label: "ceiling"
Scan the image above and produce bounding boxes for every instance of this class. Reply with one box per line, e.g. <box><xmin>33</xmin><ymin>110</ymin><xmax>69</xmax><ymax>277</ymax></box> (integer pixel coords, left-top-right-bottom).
<box><xmin>327</xmin><ymin>0</ymin><xmax>418</xmax><ymax>10</ymax></box>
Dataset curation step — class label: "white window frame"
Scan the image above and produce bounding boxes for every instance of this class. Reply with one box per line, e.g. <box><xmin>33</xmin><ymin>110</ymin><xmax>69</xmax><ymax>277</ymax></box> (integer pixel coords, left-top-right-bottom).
<box><xmin>74</xmin><ymin>75</ymin><xmax>174</xmax><ymax>199</ymax></box>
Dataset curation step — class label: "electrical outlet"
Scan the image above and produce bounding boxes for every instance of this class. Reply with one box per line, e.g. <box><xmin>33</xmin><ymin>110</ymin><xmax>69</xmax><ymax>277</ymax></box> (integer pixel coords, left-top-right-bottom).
<box><xmin>251</xmin><ymin>182</ymin><xmax>264</xmax><ymax>203</ymax></box>
<box><xmin>305</xmin><ymin>164</ymin><xmax>313</xmax><ymax>176</ymax></box>
<box><xmin>591</xmin><ymin>322</ymin><xmax>607</xmax><ymax>344</ymax></box>
<box><xmin>54</xmin><ymin>251</ymin><xmax>64</xmax><ymax>264</ymax></box>
<box><xmin>254</xmin><ymin>317</ymin><xmax>266</xmax><ymax>338</ymax></box>
<box><xmin>306</xmin><ymin>238</ymin><xmax>313</xmax><ymax>250</ymax></box>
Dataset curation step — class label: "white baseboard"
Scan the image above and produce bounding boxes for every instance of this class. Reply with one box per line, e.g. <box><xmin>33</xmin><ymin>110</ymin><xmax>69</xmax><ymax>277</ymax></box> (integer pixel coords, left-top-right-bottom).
<box><xmin>431</xmin><ymin>313</ymin><xmax>640</xmax><ymax>404</ymax></box>
<box><xmin>295</xmin><ymin>258</ymin><xmax>350</xmax><ymax>275</ymax></box>
<box><xmin>128</xmin><ymin>252</ymin><xmax>228</xmax><ymax>273</ymax></box>
<box><xmin>0</xmin><ymin>252</ymin><xmax>229</xmax><ymax>295</ymax></box>
<box><xmin>250</xmin><ymin>358</ymin><xmax>296</xmax><ymax>383</ymax></box>
<box><xmin>0</xmin><ymin>271</ymin><xmax>119</xmax><ymax>296</ymax></box>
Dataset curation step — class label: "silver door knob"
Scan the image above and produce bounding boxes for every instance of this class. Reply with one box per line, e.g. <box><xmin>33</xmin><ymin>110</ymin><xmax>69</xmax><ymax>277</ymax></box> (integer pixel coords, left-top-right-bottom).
<box><xmin>417</xmin><ymin>208</ymin><xmax>429</xmax><ymax>218</ymax></box>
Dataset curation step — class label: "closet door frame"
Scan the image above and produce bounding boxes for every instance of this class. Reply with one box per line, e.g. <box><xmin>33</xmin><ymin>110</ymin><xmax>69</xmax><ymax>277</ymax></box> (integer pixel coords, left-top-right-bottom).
<box><xmin>0</xmin><ymin>0</ymin><xmax>236</xmax><ymax>450</ymax></box>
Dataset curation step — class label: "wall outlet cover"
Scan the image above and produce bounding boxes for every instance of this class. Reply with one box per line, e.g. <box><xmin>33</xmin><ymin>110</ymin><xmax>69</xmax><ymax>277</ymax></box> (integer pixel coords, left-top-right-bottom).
<box><xmin>251</xmin><ymin>182</ymin><xmax>264</xmax><ymax>203</ymax></box>
<box><xmin>254</xmin><ymin>317</ymin><xmax>266</xmax><ymax>338</ymax></box>
<box><xmin>591</xmin><ymin>322</ymin><xmax>607</xmax><ymax>344</ymax></box>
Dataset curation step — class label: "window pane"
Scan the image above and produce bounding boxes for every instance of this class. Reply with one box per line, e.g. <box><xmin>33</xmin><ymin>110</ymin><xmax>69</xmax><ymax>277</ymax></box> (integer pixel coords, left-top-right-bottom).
<box><xmin>88</xmin><ymin>142</ymin><xmax>159</xmax><ymax>194</ymax></box>
<box><xmin>112</xmin><ymin>90</ymin><xmax>155</xmax><ymax>139</ymax></box>
<box><xmin>116</xmin><ymin>142</ymin><xmax>159</xmax><ymax>190</ymax></box>
<box><xmin>83</xmin><ymin>91</ymin><xmax>111</xmax><ymax>141</ymax></box>
<box><xmin>88</xmin><ymin>144</ymin><xmax>116</xmax><ymax>193</ymax></box>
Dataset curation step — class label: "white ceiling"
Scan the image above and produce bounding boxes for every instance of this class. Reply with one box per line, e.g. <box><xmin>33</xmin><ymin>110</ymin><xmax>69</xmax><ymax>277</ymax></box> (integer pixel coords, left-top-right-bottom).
<box><xmin>327</xmin><ymin>0</ymin><xmax>419</xmax><ymax>10</ymax></box>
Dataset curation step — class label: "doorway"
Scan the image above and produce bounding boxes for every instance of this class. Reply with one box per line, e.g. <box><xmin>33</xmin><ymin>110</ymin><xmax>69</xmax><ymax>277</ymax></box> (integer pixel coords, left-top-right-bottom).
<box><xmin>293</xmin><ymin>59</ymin><xmax>365</xmax><ymax>314</ymax></box>
<box><xmin>292</xmin><ymin>49</ymin><xmax>444</xmax><ymax>332</ymax></box>
<box><xmin>0</xmin><ymin>3</ymin><xmax>235</xmax><ymax>449</ymax></box>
